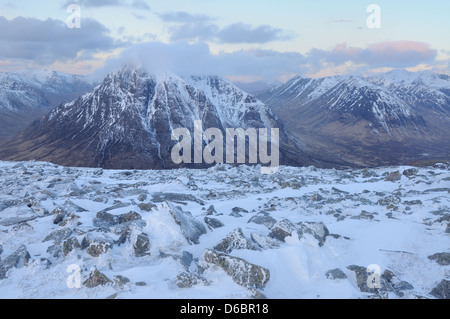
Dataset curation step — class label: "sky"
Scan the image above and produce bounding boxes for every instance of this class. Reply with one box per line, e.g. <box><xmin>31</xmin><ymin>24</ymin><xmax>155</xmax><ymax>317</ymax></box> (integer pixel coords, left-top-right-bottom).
<box><xmin>0</xmin><ymin>0</ymin><xmax>449</xmax><ymax>81</ymax></box>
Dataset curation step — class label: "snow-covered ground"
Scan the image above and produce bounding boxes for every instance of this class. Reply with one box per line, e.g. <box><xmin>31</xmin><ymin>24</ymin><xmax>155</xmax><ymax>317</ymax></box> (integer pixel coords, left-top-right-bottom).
<box><xmin>0</xmin><ymin>161</ymin><xmax>448</xmax><ymax>299</ymax></box>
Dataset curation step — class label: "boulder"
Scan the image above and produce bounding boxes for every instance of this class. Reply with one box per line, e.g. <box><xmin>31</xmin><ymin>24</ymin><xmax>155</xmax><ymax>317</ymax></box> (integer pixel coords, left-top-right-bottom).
<box><xmin>326</xmin><ymin>268</ymin><xmax>347</xmax><ymax>280</ymax></box>
<box><xmin>430</xmin><ymin>280</ymin><xmax>450</xmax><ymax>299</ymax></box>
<box><xmin>175</xmin><ymin>272</ymin><xmax>210</xmax><ymax>288</ymax></box>
<box><xmin>84</xmin><ymin>270</ymin><xmax>112</xmax><ymax>288</ymax></box>
<box><xmin>134</xmin><ymin>233</ymin><xmax>150</xmax><ymax>257</ymax></box>
<box><xmin>204</xmin><ymin>217</ymin><xmax>224</xmax><ymax>229</ymax></box>
<box><xmin>167</xmin><ymin>203</ymin><xmax>207</xmax><ymax>245</ymax></box>
<box><xmin>248</xmin><ymin>214</ymin><xmax>277</xmax><ymax>229</ymax></box>
<box><xmin>213</xmin><ymin>228</ymin><xmax>258</xmax><ymax>254</ymax></box>
<box><xmin>0</xmin><ymin>245</ymin><xmax>31</xmax><ymax>279</ymax></box>
<box><xmin>43</xmin><ymin>228</ymin><xmax>73</xmax><ymax>243</ymax></box>
<box><xmin>428</xmin><ymin>252</ymin><xmax>450</xmax><ymax>266</ymax></box>
<box><xmin>269</xmin><ymin>219</ymin><xmax>296</xmax><ymax>242</ymax></box>
<box><xmin>250</xmin><ymin>233</ymin><xmax>280</xmax><ymax>250</ymax></box>
<box><xmin>297</xmin><ymin>222</ymin><xmax>330</xmax><ymax>247</ymax></box>
<box><xmin>202</xmin><ymin>249</ymin><xmax>270</xmax><ymax>290</ymax></box>
<box><xmin>62</xmin><ymin>237</ymin><xmax>81</xmax><ymax>256</ymax></box>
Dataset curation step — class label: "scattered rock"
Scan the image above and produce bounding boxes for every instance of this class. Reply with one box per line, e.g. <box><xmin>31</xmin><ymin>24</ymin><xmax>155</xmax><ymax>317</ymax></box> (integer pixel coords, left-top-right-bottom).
<box><xmin>119</xmin><ymin>211</ymin><xmax>142</xmax><ymax>224</ymax></box>
<box><xmin>138</xmin><ymin>203</ymin><xmax>156</xmax><ymax>212</ymax></box>
<box><xmin>0</xmin><ymin>245</ymin><xmax>31</xmax><ymax>279</ymax></box>
<box><xmin>63</xmin><ymin>237</ymin><xmax>81</xmax><ymax>256</ymax></box>
<box><xmin>135</xmin><ymin>282</ymin><xmax>147</xmax><ymax>287</ymax></box>
<box><xmin>167</xmin><ymin>203</ymin><xmax>207</xmax><ymax>245</ymax></box>
<box><xmin>181</xmin><ymin>251</ymin><xmax>193</xmax><ymax>269</ymax></box>
<box><xmin>84</xmin><ymin>270</ymin><xmax>112</xmax><ymax>288</ymax></box>
<box><xmin>93</xmin><ymin>211</ymin><xmax>120</xmax><ymax>228</ymax></box>
<box><xmin>53</xmin><ymin>213</ymin><xmax>65</xmax><ymax>225</ymax></box>
<box><xmin>202</xmin><ymin>249</ymin><xmax>270</xmax><ymax>290</ymax></box>
<box><xmin>232</xmin><ymin>207</ymin><xmax>249</xmax><ymax>214</ymax></box>
<box><xmin>403</xmin><ymin>168</ymin><xmax>418</xmax><ymax>177</ymax></box>
<box><xmin>206</xmin><ymin>205</ymin><xmax>218</xmax><ymax>216</ymax></box>
<box><xmin>384</xmin><ymin>171</ymin><xmax>401</xmax><ymax>182</ymax></box>
<box><xmin>326</xmin><ymin>268</ymin><xmax>347</xmax><ymax>280</ymax></box>
<box><xmin>430</xmin><ymin>280</ymin><xmax>450</xmax><ymax>299</ymax></box>
<box><xmin>404</xmin><ymin>200</ymin><xmax>422</xmax><ymax>206</ymax></box>
<box><xmin>297</xmin><ymin>222</ymin><xmax>330</xmax><ymax>247</ymax></box>
<box><xmin>204</xmin><ymin>217</ymin><xmax>224</xmax><ymax>229</ymax></box>
<box><xmin>114</xmin><ymin>275</ymin><xmax>130</xmax><ymax>288</ymax></box>
<box><xmin>86</xmin><ymin>240</ymin><xmax>112</xmax><ymax>257</ymax></box>
<box><xmin>43</xmin><ymin>228</ymin><xmax>73</xmax><ymax>243</ymax></box>
<box><xmin>250</xmin><ymin>233</ymin><xmax>280</xmax><ymax>250</ymax></box>
<box><xmin>214</xmin><ymin>228</ymin><xmax>258</xmax><ymax>254</ymax></box>
<box><xmin>176</xmin><ymin>272</ymin><xmax>210</xmax><ymax>288</ymax></box>
<box><xmin>134</xmin><ymin>233</ymin><xmax>151</xmax><ymax>257</ymax></box>
<box><xmin>428</xmin><ymin>252</ymin><xmax>450</xmax><ymax>266</ymax></box>
<box><xmin>248</xmin><ymin>214</ymin><xmax>277</xmax><ymax>229</ymax></box>
<box><xmin>138</xmin><ymin>193</ymin><xmax>147</xmax><ymax>202</ymax></box>
<box><xmin>269</xmin><ymin>219</ymin><xmax>296</xmax><ymax>242</ymax></box>
<box><xmin>116</xmin><ymin>227</ymin><xmax>132</xmax><ymax>246</ymax></box>
<box><xmin>152</xmin><ymin>193</ymin><xmax>205</xmax><ymax>205</ymax></box>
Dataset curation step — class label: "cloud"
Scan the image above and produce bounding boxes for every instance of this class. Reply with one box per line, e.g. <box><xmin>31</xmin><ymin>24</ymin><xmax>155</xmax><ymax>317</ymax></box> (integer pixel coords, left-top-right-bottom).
<box><xmin>92</xmin><ymin>41</ymin><xmax>308</xmax><ymax>81</ymax></box>
<box><xmin>62</xmin><ymin>0</ymin><xmax>150</xmax><ymax>10</ymax></box>
<box><xmin>0</xmin><ymin>16</ymin><xmax>119</xmax><ymax>64</ymax></box>
<box><xmin>309</xmin><ymin>41</ymin><xmax>438</xmax><ymax>69</ymax></box>
<box><xmin>158</xmin><ymin>11</ymin><xmax>292</xmax><ymax>44</ymax></box>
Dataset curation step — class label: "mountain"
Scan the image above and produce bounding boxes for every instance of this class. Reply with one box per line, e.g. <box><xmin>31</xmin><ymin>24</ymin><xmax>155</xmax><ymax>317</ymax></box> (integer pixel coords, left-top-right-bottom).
<box><xmin>0</xmin><ymin>70</ymin><xmax>93</xmax><ymax>141</ymax></box>
<box><xmin>258</xmin><ymin>71</ymin><xmax>450</xmax><ymax>167</ymax></box>
<box><xmin>233</xmin><ymin>80</ymin><xmax>281</xmax><ymax>96</ymax></box>
<box><xmin>0</xmin><ymin>66</ymin><xmax>307</xmax><ymax>169</ymax></box>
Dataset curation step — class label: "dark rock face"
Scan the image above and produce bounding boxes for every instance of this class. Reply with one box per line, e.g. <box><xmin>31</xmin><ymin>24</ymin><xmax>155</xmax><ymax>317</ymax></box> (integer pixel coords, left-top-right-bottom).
<box><xmin>0</xmin><ymin>67</ymin><xmax>301</xmax><ymax>169</ymax></box>
<box><xmin>430</xmin><ymin>280</ymin><xmax>450</xmax><ymax>299</ymax></box>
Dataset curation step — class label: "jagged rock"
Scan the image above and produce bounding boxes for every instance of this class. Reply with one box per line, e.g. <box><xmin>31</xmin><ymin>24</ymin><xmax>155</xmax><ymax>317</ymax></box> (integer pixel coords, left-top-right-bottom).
<box><xmin>385</xmin><ymin>171</ymin><xmax>402</xmax><ymax>182</ymax></box>
<box><xmin>428</xmin><ymin>252</ymin><xmax>450</xmax><ymax>266</ymax></box>
<box><xmin>43</xmin><ymin>228</ymin><xmax>73</xmax><ymax>243</ymax></box>
<box><xmin>116</xmin><ymin>227</ymin><xmax>132</xmax><ymax>246</ymax></box>
<box><xmin>382</xmin><ymin>269</ymin><xmax>414</xmax><ymax>294</ymax></box>
<box><xmin>152</xmin><ymin>193</ymin><xmax>205</xmax><ymax>205</ymax></box>
<box><xmin>250</xmin><ymin>233</ymin><xmax>280</xmax><ymax>249</ymax></box>
<box><xmin>119</xmin><ymin>211</ymin><xmax>142</xmax><ymax>224</ymax></box>
<box><xmin>0</xmin><ymin>245</ymin><xmax>31</xmax><ymax>279</ymax></box>
<box><xmin>134</xmin><ymin>233</ymin><xmax>150</xmax><ymax>257</ymax></box>
<box><xmin>181</xmin><ymin>251</ymin><xmax>193</xmax><ymax>269</ymax></box>
<box><xmin>403</xmin><ymin>168</ymin><xmax>418</xmax><ymax>177</ymax></box>
<box><xmin>347</xmin><ymin>265</ymin><xmax>380</xmax><ymax>294</ymax></box>
<box><xmin>206</xmin><ymin>205</ymin><xmax>218</xmax><ymax>216</ymax></box>
<box><xmin>86</xmin><ymin>240</ymin><xmax>112</xmax><ymax>257</ymax></box>
<box><xmin>232</xmin><ymin>207</ymin><xmax>249</xmax><ymax>214</ymax></box>
<box><xmin>138</xmin><ymin>203</ymin><xmax>156</xmax><ymax>212</ymax></box>
<box><xmin>114</xmin><ymin>275</ymin><xmax>130</xmax><ymax>288</ymax></box>
<box><xmin>176</xmin><ymin>272</ymin><xmax>210</xmax><ymax>288</ymax></box>
<box><xmin>297</xmin><ymin>222</ymin><xmax>330</xmax><ymax>247</ymax></box>
<box><xmin>93</xmin><ymin>211</ymin><xmax>120</xmax><ymax>228</ymax></box>
<box><xmin>204</xmin><ymin>217</ymin><xmax>224</xmax><ymax>229</ymax></box>
<box><xmin>63</xmin><ymin>237</ymin><xmax>81</xmax><ymax>256</ymax></box>
<box><xmin>53</xmin><ymin>213</ymin><xmax>65</xmax><ymax>225</ymax></box>
<box><xmin>326</xmin><ymin>268</ymin><xmax>347</xmax><ymax>280</ymax></box>
<box><xmin>214</xmin><ymin>228</ymin><xmax>258</xmax><ymax>254</ymax></box>
<box><xmin>138</xmin><ymin>193</ymin><xmax>147</xmax><ymax>202</ymax></box>
<box><xmin>84</xmin><ymin>270</ymin><xmax>112</xmax><ymax>288</ymax></box>
<box><xmin>269</xmin><ymin>219</ymin><xmax>296</xmax><ymax>242</ymax></box>
<box><xmin>430</xmin><ymin>280</ymin><xmax>450</xmax><ymax>299</ymax></box>
<box><xmin>248</xmin><ymin>214</ymin><xmax>277</xmax><ymax>229</ymax></box>
<box><xmin>167</xmin><ymin>203</ymin><xmax>207</xmax><ymax>245</ymax></box>
<box><xmin>202</xmin><ymin>249</ymin><xmax>270</xmax><ymax>290</ymax></box>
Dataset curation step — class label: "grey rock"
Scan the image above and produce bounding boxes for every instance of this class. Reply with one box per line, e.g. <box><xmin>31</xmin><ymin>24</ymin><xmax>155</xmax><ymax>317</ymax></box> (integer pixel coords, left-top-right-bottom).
<box><xmin>152</xmin><ymin>193</ymin><xmax>205</xmax><ymax>205</ymax></box>
<box><xmin>53</xmin><ymin>213</ymin><xmax>65</xmax><ymax>225</ymax></box>
<box><xmin>0</xmin><ymin>216</ymin><xmax>37</xmax><ymax>227</ymax></box>
<box><xmin>84</xmin><ymin>270</ymin><xmax>112</xmax><ymax>288</ymax></box>
<box><xmin>202</xmin><ymin>249</ymin><xmax>270</xmax><ymax>290</ymax></box>
<box><xmin>119</xmin><ymin>211</ymin><xmax>142</xmax><ymax>224</ymax></box>
<box><xmin>204</xmin><ymin>217</ymin><xmax>224</xmax><ymax>229</ymax></box>
<box><xmin>311</xmin><ymin>193</ymin><xmax>324</xmax><ymax>202</ymax></box>
<box><xmin>403</xmin><ymin>168</ymin><xmax>418</xmax><ymax>177</ymax></box>
<box><xmin>384</xmin><ymin>171</ymin><xmax>402</xmax><ymax>182</ymax></box>
<box><xmin>167</xmin><ymin>203</ymin><xmax>207</xmax><ymax>245</ymax></box>
<box><xmin>206</xmin><ymin>205</ymin><xmax>218</xmax><ymax>216</ymax></box>
<box><xmin>176</xmin><ymin>272</ymin><xmax>210</xmax><ymax>288</ymax></box>
<box><xmin>430</xmin><ymin>280</ymin><xmax>450</xmax><ymax>299</ymax></box>
<box><xmin>347</xmin><ymin>265</ymin><xmax>380</xmax><ymax>293</ymax></box>
<box><xmin>269</xmin><ymin>219</ymin><xmax>296</xmax><ymax>242</ymax></box>
<box><xmin>138</xmin><ymin>203</ymin><xmax>156</xmax><ymax>212</ymax></box>
<box><xmin>62</xmin><ymin>237</ymin><xmax>81</xmax><ymax>256</ymax></box>
<box><xmin>214</xmin><ymin>228</ymin><xmax>258</xmax><ymax>254</ymax></box>
<box><xmin>181</xmin><ymin>251</ymin><xmax>193</xmax><ymax>269</ymax></box>
<box><xmin>114</xmin><ymin>275</ymin><xmax>130</xmax><ymax>288</ymax></box>
<box><xmin>43</xmin><ymin>228</ymin><xmax>73</xmax><ymax>243</ymax></box>
<box><xmin>135</xmin><ymin>282</ymin><xmax>147</xmax><ymax>287</ymax></box>
<box><xmin>138</xmin><ymin>193</ymin><xmax>147</xmax><ymax>202</ymax></box>
<box><xmin>404</xmin><ymin>200</ymin><xmax>422</xmax><ymax>205</ymax></box>
<box><xmin>134</xmin><ymin>233</ymin><xmax>151</xmax><ymax>257</ymax></box>
<box><xmin>229</xmin><ymin>212</ymin><xmax>243</xmax><ymax>218</ymax></box>
<box><xmin>250</xmin><ymin>233</ymin><xmax>280</xmax><ymax>250</ymax></box>
<box><xmin>0</xmin><ymin>245</ymin><xmax>31</xmax><ymax>279</ymax></box>
<box><xmin>248</xmin><ymin>214</ymin><xmax>277</xmax><ymax>229</ymax></box>
<box><xmin>93</xmin><ymin>211</ymin><xmax>120</xmax><ymax>228</ymax></box>
<box><xmin>232</xmin><ymin>207</ymin><xmax>249</xmax><ymax>214</ymax></box>
<box><xmin>86</xmin><ymin>240</ymin><xmax>112</xmax><ymax>257</ymax></box>
<box><xmin>428</xmin><ymin>252</ymin><xmax>450</xmax><ymax>266</ymax></box>
<box><xmin>297</xmin><ymin>222</ymin><xmax>330</xmax><ymax>247</ymax></box>
<box><xmin>326</xmin><ymin>268</ymin><xmax>347</xmax><ymax>280</ymax></box>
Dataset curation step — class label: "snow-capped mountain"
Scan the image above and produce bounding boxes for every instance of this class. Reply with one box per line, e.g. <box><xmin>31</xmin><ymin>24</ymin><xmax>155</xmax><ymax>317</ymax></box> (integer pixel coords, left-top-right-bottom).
<box><xmin>0</xmin><ymin>70</ymin><xmax>93</xmax><ymax>141</ymax></box>
<box><xmin>0</xmin><ymin>66</ymin><xmax>303</xmax><ymax>169</ymax></box>
<box><xmin>259</xmin><ymin>71</ymin><xmax>450</xmax><ymax>167</ymax></box>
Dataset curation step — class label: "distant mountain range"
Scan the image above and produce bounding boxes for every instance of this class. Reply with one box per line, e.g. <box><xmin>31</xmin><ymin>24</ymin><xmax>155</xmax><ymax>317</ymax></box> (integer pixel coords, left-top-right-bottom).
<box><xmin>258</xmin><ymin>70</ymin><xmax>450</xmax><ymax>167</ymax></box>
<box><xmin>0</xmin><ymin>70</ymin><xmax>93</xmax><ymax>141</ymax></box>
<box><xmin>0</xmin><ymin>68</ymin><xmax>448</xmax><ymax>169</ymax></box>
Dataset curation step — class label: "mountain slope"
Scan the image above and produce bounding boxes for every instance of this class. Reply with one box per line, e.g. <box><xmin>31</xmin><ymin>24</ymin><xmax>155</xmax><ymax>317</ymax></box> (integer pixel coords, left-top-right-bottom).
<box><xmin>0</xmin><ymin>66</ymin><xmax>306</xmax><ymax>169</ymax></box>
<box><xmin>259</xmin><ymin>71</ymin><xmax>450</xmax><ymax>167</ymax></box>
<box><xmin>0</xmin><ymin>70</ymin><xmax>93</xmax><ymax>141</ymax></box>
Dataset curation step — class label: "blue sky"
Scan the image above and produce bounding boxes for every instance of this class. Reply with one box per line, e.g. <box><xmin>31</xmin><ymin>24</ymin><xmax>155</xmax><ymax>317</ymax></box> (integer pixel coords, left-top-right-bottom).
<box><xmin>0</xmin><ymin>0</ymin><xmax>448</xmax><ymax>80</ymax></box>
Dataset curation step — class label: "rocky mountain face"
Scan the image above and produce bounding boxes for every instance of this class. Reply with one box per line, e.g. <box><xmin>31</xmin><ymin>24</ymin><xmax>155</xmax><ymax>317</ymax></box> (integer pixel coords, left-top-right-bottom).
<box><xmin>0</xmin><ymin>67</ymin><xmax>306</xmax><ymax>169</ymax></box>
<box><xmin>0</xmin><ymin>70</ymin><xmax>93</xmax><ymax>142</ymax></box>
<box><xmin>258</xmin><ymin>70</ymin><xmax>450</xmax><ymax>167</ymax></box>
